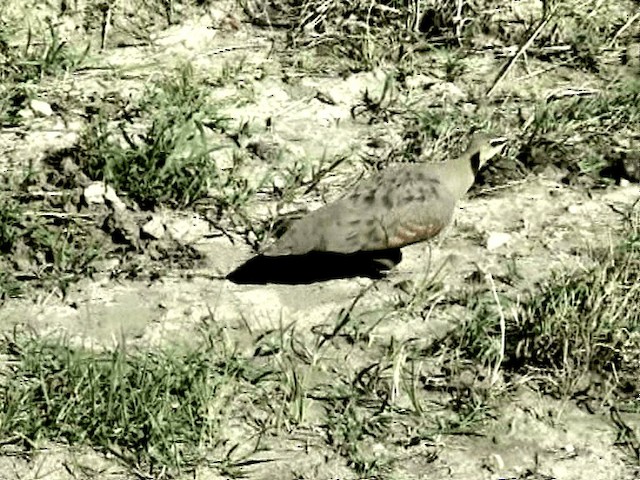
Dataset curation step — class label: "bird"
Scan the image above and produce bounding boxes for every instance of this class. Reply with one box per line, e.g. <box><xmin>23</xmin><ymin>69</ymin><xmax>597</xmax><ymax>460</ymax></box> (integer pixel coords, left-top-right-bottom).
<box><xmin>261</xmin><ymin>133</ymin><xmax>507</xmax><ymax>259</ymax></box>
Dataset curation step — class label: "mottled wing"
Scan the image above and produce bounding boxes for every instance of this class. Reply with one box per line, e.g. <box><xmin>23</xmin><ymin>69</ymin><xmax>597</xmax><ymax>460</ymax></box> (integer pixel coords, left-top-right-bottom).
<box><xmin>348</xmin><ymin>166</ymin><xmax>457</xmax><ymax>251</ymax></box>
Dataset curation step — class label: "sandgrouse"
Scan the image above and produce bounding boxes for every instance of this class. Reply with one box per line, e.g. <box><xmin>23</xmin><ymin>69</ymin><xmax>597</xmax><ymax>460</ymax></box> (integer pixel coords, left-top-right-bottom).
<box><xmin>262</xmin><ymin>133</ymin><xmax>507</xmax><ymax>257</ymax></box>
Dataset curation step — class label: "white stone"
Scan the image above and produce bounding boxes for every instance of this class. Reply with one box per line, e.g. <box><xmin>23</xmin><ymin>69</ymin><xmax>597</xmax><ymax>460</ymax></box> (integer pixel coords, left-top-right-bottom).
<box><xmin>166</xmin><ymin>215</ymin><xmax>210</xmax><ymax>243</ymax></box>
<box><xmin>141</xmin><ymin>216</ymin><xmax>166</xmax><ymax>240</ymax></box>
<box><xmin>486</xmin><ymin>231</ymin><xmax>512</xmax><ymax>250</ymax></box>
<box><xmin>104</xmin><ymin>185</ymin><xmax>127</xmax><ymax>211</ymax></box>
<box><xmin>83</xmin><ymin>182</ymin><xmax>106</xmax><ymax>204</ymax></box>
<box><xmin>17</xmin><ymin>108</ymin><xmax>34</xmax><ymax>119</ymax></box>
<box><xmin>29</xmin><ymin>99</ymin><xmax>54</xmax><ymax>117</ymax></box>
<box><xmin>567</xmin><ymin>204</ymin><xmax>582</xmax><ymax>214</ymax></box>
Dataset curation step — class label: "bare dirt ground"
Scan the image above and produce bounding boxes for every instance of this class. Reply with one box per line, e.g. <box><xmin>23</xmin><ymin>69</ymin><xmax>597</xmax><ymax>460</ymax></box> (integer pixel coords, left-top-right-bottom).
<box><xmin>1</xmin><ymin>1</ymin><xmax>640</xmax><ymax>479</ymax></box>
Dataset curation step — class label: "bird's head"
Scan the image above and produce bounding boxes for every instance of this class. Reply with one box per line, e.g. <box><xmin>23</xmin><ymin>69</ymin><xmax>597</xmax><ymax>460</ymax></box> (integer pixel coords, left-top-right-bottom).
<box><xmin>467</xmin><ymin>133</ymin><xmax>508</xmax><ymax>172</ymax></box>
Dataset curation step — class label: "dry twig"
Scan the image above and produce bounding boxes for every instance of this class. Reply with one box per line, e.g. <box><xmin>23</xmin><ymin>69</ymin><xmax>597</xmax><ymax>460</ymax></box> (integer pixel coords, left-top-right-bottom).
<box><xmin>487</xmin><ymin>5</ymin><xmax>558</xmax><ymax>98</ymax></box>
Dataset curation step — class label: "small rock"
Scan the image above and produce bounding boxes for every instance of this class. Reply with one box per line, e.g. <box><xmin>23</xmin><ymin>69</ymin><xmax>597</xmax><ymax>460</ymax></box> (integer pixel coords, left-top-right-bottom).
<box><xmin>17</xmin><ymin>108</ymin><xmax>34</xmax><ymax>119</ymax></box>
<box><xmin>83</xmin><ymin>182</ymin><xmax>106</xmax><ymax>204</ymax></box>
<box><xmin>247</xmin><ymin>230</ymin><xmax>258</xmax><ymax>246</ymax></box>
<box><xmin>166</xmin><ymin>215</ymin><xmax>210</xmax><ymax>243</ymax></box>
<box><xmin>104</xmin><ymin>185</ymin><xmax>127</xmax><ymax>211</ymax></box>
<box><xmin>272</xmin><ymin>174</ymin><xmax>287</xmax><ymax>191</ymax></box>
<box><xmin>29</xmin><ymin>99</ymin><xmax>54</xmax><ymax>117</ymax></box>
<box><xmin>567</xmin><ymin>204</ymin><xmax>582</xmax><ymax>214</ymax></box>
<box><xmin>141</xmin><ymin>216</ymin><xmax>166</xmax><ymax>240</ymax></box>
<box><xmin>485</xmin><ymin>232</ymin><xmax>512</xmax><ymax>251</ymax></box>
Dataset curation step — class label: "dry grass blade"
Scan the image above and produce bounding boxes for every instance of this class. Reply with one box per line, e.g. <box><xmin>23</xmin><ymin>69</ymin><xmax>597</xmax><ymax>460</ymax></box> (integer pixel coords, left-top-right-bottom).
<box><xmin>487</xmin><ymin>5</ymin><xmax>559</xmax><ymax>98</ymax></box>
<box><xmin>608</xmin><ymin>11</ymin><xmax>640</xmax><ymax>48</ymax></box>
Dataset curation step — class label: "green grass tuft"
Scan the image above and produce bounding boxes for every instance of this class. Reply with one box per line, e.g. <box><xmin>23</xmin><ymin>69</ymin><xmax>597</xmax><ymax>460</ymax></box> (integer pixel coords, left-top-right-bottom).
<box><xmin>77</xmin><ymin>65</ymin><xmax>228</xmax><ymax>210</ymax></box>
<box><xmin>0</xmin><ymin>334</ymin><xmax>250</xmax><ymax>472</ymax></box>
<box><xmin>440</xmin><ymin>209</ymin><xmax>640</xmax><ymax>399</ymax></box>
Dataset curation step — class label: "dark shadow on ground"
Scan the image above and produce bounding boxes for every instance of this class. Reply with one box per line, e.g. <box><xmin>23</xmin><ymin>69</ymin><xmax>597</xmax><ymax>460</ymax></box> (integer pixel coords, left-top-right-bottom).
<box><xmin>226</xmin><ymin>249</ymin><xmax>402</xmax><ymax>284</ymax></box>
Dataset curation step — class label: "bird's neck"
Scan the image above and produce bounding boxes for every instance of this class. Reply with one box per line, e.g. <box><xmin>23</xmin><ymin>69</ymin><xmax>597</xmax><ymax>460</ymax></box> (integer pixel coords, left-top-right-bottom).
<box><xmin>438</xmin><ymin>151</ymin><xmax>481</xmax><ymax>199</ymax></box>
